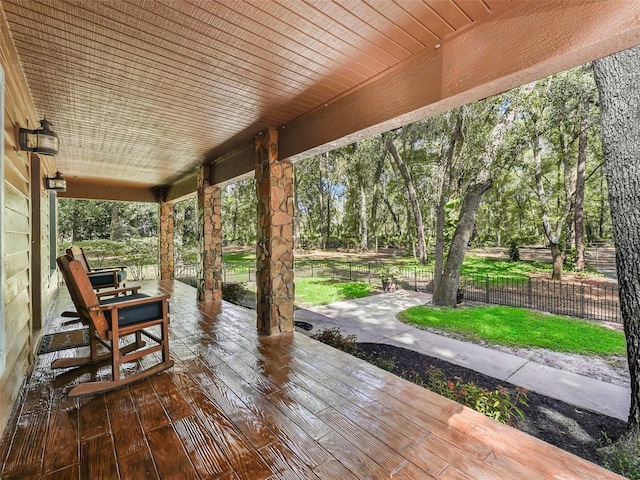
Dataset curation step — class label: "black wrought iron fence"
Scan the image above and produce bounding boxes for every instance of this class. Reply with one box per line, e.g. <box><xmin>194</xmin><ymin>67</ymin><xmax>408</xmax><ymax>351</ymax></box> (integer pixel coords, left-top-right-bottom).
<box><xmin>175</xmin><ymin>259</ymin><xmax>621</xmax><ymax>323</ymax></box>
<box><xmin>462</xmin><ymin>274</ymin><xmax>621</xmax><ymax>323</ymax></box>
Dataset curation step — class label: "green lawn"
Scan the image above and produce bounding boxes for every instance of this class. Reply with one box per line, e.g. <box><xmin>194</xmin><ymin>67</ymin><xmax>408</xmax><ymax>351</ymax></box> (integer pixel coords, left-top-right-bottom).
<box><xmin>461</xmin><ymin>255</ymin><xmax>552</xmax><ymax>278</ymax></box>
<box><xmin>223</xmin><ymin>251</ymin><xmax>255</xmax><ymax>262</ymax></box>
<box><xmin>399</xmin><ymin>305</ymin><xmax>626</xmax><ymax>356</ymax></box>
<box><xmin>392</xmin><ymin>253</ymin><xmax>553</xmax><ymax>279</ymax></box>
<box><xmin>295</xmin><ymin>278</ymin><xmax>374</xmax><ymax>306</ymax></box>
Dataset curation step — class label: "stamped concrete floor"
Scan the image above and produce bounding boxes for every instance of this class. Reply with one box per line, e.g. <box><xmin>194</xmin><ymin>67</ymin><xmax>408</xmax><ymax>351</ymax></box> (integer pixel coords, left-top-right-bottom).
<box><xmin>0</xmin><ymin>282</ymin><xmax>625</xmax><ymax>479</ymax></box>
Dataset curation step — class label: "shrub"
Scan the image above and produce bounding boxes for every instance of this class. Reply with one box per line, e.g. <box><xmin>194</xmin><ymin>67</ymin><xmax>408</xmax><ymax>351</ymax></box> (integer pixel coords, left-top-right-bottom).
<box><xmin>221</xmin><ymin>282</ymin><xmax>249</xmax><ymax>304</ymax></box>
<box><xmin>408</xmin><ymin>366</ymin><xmax>528</xmax><ymax>426</ymax></box>
<box><xmin>311</xmin><ymin>328</ymin><xmax>396</xmax><ymax>371</ymax></box>
<box><xmin>367</xmin><ymin>355</ymin><xmax>397</xmax><ymax>372</ymax></box>
<box><xmin>601</xmin><ymin>434</ymin><xmax>640</xmax><ymax>479</ymax></box>
<box><xmin>564</xmin><ymin>247</ymin><xmax>578</xmax><ymax>271</ymax></box>
<box><xmin>311</xmin><ymin>327</ymin><xmax>361</xmax><ymax>355</ymax></box>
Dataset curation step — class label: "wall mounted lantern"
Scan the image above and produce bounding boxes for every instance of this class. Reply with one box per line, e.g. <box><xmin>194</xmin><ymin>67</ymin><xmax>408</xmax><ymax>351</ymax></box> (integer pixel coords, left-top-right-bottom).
<box><xmin>45</xmin><ymin>171</ymin><xmax>66</xmax><ymax>192</ymax></box>
<box><xmin>19</xmin><ymin>117</ymin><xmax>59</xmax><ymax>155</ymax></box>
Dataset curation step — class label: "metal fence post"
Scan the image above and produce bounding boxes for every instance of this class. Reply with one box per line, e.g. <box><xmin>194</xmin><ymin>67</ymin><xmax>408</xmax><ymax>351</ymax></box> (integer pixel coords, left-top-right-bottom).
<box><xmin>414</xmin><ymin>267</ymin><xmax>418</xmax><ymax>291</ymax></box>
<box><xmin>349</xmin><ymin>262</ymin><xmax>352</xmax><ymax>281</ymax></box>
<box><xmin>485</xmin><ymin>275</ymin><xmax>490</xmax><ymax>303</ymax></box>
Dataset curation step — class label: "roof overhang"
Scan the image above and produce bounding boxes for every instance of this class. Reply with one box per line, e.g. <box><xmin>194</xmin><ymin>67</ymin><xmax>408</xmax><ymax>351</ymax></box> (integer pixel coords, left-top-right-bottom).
<box><xmin>2</xmin><ymin>0</ymin><xmax>639</xmax><ymax>202</ymax></box>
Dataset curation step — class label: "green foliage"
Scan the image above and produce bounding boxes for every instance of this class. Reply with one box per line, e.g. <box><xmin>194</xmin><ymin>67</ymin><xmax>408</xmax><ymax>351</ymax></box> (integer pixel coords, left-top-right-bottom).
<box><xmin>295</xmin><ymin>278</ymin><xmax>373</xmax><ymax>306</ymax></box>
<box><xmin>399</xmin><ymin>305</ymin><xmax>626</xmax><ymax>356</ymax></box>
<box><xmin>311</xmin><ymin>328</ymin><xmax>397</xmax><ymax>371</ymax></box>
<box><xmin>564</xmin><ymin>248</ymin><xmax>578</xmax><ymax>271</ymax></box>
<box><xmin>179</xmin><ymin>245</ymin><xmax>199</xmax><ymax>264</ymax></box>
<box><xmin>221</xmin><ymin>282</ymin><xmax>249</xmax><ymax>304</ymax></box>
<box><xmin>222</xmin><ymin>178</ymin><xmax>257</xmax><ymax>245</ymax></box>
<box><xmin>377</xmin><ymin>264</ymin><xmax>402</xmax><ymax>282</ymax></box>
<box><xmin>601</xmin><ymin>434</ymin><xmax>640</xmax><ymax>479</ymax></box>
<box><xmin>409</xmin><ymin>367</ymin><xmax>528</xmax><ymax>426</ymax></box>
<box><xmin>58</xmin><ymin>199</ymin><xmax>158</xmax><ymax>242</ymax></box>
<box><xmin>120</xmin><ymin>237</ymin><xmax>159</xmax><ymax>280</ymax></box>
<box><xmin>311</xmin><ymin>327</ymin><xmax>361</xmax><ymax>355</ymax></box>
<box><xmin>367</xmin><ymin>355</ymin><xmax>397</xmax><ymax>372</ymax></box>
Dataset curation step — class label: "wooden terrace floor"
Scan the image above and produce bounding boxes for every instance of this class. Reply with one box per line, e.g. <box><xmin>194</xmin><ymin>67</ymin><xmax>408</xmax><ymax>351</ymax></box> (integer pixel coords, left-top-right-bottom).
<box><xmin>0</xmin><ymin>280</ymin><xmax>623</xmax><ymax>479</ymax></box>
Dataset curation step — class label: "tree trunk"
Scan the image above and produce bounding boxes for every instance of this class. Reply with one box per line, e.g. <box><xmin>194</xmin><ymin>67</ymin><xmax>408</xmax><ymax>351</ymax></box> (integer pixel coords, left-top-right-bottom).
<box><xmin>550</xmin><ymin>242</ymin><xmax>564</xmax><ymax>281</ymax></box>
<box><xmin>71</xmin><ymin>201</ymin><xmax>79</xmax><ymax>242</ymax></box>
<box><xmin>293</xmin><ymin>166</ymin><xmax>301</xmax><ymax>249</ymax></box>
<box><xmin>383</xmin><ymin>196</ymin><xmax>402</xmax><ymax>233</ymax></box>
<box><xmin>369</xmin><ymin>154</ymin><xmax>385</xmax><ymax>250</ymax></box>
<box><xmin>385</xmin><ymin>134</ymin><xmax>428</xmax><ymax>264</ymax></box>
<box><xmin>174</xmin><ymin>203</ymin><xmax>185</xmax><ymax>263</ymax></box>
<box><xmin>434</xmin><ymin>167</ymin><xmax>447</xmax><ymax>288</ymax></box>
<box><xmin>433</xmin><ymin>178</ymin><xmax>493</xmax><ymax>306</ymax></box>
<box><xmin>434</xmin><ymin>109</ymin><xmax>463</xmax><ymax>291</ymax></box>
<box><xmin>532</xmin><ymin>135</ymin><xmax>564</xmax><ymax>280</ymax></box>
<box><xmin>594</xmin><ymin>45</ymin><xmax>640</xmax><ymax>439</ymax></box>
<box><xmin>574</xmin><ymin>97</ymin><xmax>589</xmax><ymax>271</ymax></box>
<box><xmin>110</xmin><ymin>205</ymin><xmax>119</xmax><ymax>241</ymax></box>
<box><xmin>359</xmin><ymin>182</ymin><xmax>368</xmax><ymax>250</ymax></box>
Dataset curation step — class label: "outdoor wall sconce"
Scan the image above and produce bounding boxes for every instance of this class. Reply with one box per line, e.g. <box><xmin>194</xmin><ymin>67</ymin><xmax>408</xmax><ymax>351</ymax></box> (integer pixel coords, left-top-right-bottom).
<box><xmin>45</xmin><ymin>171</ymin><xmax>66</xmax><ymax>192</ymax></box>
<box><xmin>19</xmin><ymin>117</ymin><xmax>59</xmax><ymax>155</ymax></box>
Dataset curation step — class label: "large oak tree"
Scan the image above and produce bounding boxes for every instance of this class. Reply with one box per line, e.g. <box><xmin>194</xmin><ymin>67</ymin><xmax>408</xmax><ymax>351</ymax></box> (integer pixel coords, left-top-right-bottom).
<box><xmin>594</xmin><ymin>45</ymin><xmax>640</xmax><ymax>441</ymax></box>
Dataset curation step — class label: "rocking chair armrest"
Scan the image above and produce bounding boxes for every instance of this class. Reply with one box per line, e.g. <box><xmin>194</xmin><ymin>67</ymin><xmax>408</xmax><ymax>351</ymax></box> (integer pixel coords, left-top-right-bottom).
<box><xmin>96</xmin><ymin>286</ymin><xmax>141</xmax><ymax>298</ymax></box>
<box><xmin>97</xmin><ymin>294</ymin><xmax>170</xmax><ymax>311</ymax></box>
<box><xmin>89</xmin><ymin>266</ymin><xmax>125</xmax><ymax>273</ymax></box>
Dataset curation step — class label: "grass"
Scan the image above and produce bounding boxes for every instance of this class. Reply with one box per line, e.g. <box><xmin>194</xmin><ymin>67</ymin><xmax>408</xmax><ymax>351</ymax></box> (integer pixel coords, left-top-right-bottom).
<box><xmin>461</xmin><ymin>255</ymin><xmax>552</xmax><ymax>278</ymax></box>
<box><xmin>399</xmin><ymin>305</ymin><xmax>626</xmax><ymax>356</ymax></box>
<box><xmin>391</xmin><ymin>253</ymin><xmax>552</xmax><ymax>279</ymax></box>
<box><xmin>295</xmin><ymin>278</ymin><xmax>374</xmax><ymax>306</ymax></box>
<box><xmin>223</xmin><ymin>251</ymin><xmax>255</xmax><ymax>262</ymax></box>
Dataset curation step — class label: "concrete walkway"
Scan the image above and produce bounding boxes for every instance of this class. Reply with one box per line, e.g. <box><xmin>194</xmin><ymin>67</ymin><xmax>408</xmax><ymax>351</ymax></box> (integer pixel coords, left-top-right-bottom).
<box><xmin>294</xmin><ymin>290</ymin><xmax>630</xmax><ymax>422</ymax></box>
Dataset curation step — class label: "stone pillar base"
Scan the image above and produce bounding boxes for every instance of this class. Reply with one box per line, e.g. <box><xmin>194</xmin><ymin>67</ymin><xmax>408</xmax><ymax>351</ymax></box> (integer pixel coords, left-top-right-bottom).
<box><xmin>255</xmin><ymin>129</ymin><xmax>294</xmax><ymax>335</ymax></box>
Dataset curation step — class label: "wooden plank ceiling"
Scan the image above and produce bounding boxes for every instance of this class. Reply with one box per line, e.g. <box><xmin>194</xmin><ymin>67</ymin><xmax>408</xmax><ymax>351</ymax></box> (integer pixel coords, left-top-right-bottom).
<box><xmin>2</xmin><ymin>0</ymin><xmax>640</xmax><ymax>201</ymax></box>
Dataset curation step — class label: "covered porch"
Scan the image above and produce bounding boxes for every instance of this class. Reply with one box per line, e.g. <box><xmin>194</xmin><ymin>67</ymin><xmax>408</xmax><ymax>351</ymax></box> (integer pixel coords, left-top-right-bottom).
<box><xmin>0</xmin><ymin>280</ymin><xmax>622</xmax><ymax>479</ymax></box>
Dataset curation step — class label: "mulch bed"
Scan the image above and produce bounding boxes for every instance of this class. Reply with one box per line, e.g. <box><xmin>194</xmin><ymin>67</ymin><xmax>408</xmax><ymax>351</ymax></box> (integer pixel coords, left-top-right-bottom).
<box><xmin>358</xmin><ymin>342</ymin><xmax>627</xmax><ymax>467</ymax></box>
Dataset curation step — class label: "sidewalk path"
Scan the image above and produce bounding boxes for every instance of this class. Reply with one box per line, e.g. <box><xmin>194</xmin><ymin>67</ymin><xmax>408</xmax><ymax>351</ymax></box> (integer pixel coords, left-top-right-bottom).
<box><xmin>295</xmin><ymin>290</ymin><xmax>630</xmax><ymax>421</ymax></box>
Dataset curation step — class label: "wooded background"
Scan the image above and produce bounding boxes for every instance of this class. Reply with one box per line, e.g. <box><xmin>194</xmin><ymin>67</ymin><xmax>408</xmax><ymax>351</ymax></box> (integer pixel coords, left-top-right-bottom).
<box><xmin>58</xmin><ymin>65</ymin><xmax>610</xmax><ymax>276</ymax></box>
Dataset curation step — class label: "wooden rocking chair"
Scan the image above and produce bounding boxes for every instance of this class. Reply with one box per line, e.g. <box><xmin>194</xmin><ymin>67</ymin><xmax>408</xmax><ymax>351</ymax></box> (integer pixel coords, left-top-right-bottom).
<box><xmin>57</xmin><ymin>254</ymin><xmax>142</xmax><ymax>325</ymax></box>
<box><xmin>53</xmin><ymin>255</ymin><xmax>173</xmax><ymax>397</ymax></box>
<box><xmin>66</xmin><ymin>245</ymin><xmax>127</xmax><ymax>290</ymax></box>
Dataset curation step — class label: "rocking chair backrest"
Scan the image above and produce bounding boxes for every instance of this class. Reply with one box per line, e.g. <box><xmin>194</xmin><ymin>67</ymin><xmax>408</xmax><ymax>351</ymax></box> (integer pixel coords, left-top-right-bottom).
<box><xmin>56</xmin><ymin>255</ymin><xmax>83</xmax><ymax>313</ymax></box>
<box><xmin>59</xmin><ymin>256</ymin><xmax>110</xmax><ymax>339</ymax></box>
<box><xmin>66</xmin><ymin>246</ymin><xmax>92</xmax><ymax>273</ymax></box>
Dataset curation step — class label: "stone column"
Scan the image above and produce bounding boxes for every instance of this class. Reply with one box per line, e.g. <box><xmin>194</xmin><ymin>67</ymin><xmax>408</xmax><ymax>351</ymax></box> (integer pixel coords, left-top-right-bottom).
<box><xmin>255</xmin><ymin>129</ymin><xmax>294</xmax><ymax>335</ymax></box>
<box><xmin>159</xmin><ymin>201</ymin><xmax>174</xmax><ymax>280</ymax></box>
<box><xmin>197</xmin><ymin>165</ymin><xmax>223</xmax><ymax>301</ymax></box>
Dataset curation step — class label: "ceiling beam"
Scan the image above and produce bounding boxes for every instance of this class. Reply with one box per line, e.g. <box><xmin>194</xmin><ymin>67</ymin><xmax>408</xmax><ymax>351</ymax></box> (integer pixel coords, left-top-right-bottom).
<box><xmin>59</xmin><ymin>178</ymin><xmax>157</xmax><ymax>203</ymax></box>
<box><xmin>278</xmin><ymin>0</ymin><xmax>640</xmax><ymax>162</ymax></box>
<box><xmin>210</xmin><ymin>143</ymin><xmax>255</xmax><ymax>187</ymax></box>
<box><xmin>164</xmin><ymin>170</ymin><xmax>198</xmax><ymax>203</ymax></box>
<box><xmin>177</xmin><ymin>0</ymin><xmax>640</xmax><ymax>188</ymax></box>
